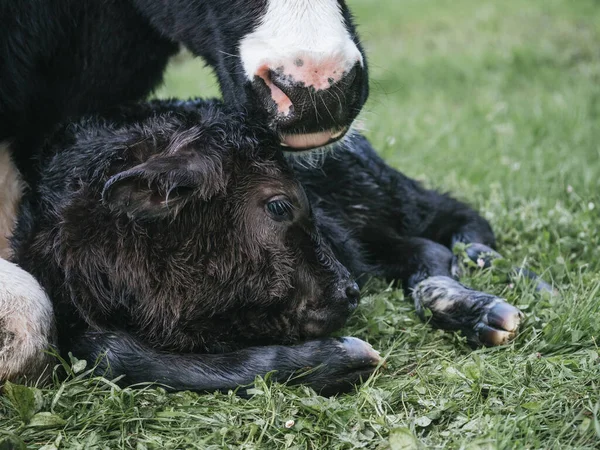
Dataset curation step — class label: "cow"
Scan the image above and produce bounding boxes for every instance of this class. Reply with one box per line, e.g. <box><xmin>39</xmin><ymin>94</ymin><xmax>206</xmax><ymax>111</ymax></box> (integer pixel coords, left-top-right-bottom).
<box><xmin>1</xmin><ymin>0</ymin><xmax>367</xmax><ymax>167</ymax></box>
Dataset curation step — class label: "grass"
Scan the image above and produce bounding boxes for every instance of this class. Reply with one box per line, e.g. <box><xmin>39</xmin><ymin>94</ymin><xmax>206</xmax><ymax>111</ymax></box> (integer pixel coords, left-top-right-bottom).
<box><xmin>2</xmin><ymin>0</ymin><xmax>600</xmax><ymax>448</ymax></box>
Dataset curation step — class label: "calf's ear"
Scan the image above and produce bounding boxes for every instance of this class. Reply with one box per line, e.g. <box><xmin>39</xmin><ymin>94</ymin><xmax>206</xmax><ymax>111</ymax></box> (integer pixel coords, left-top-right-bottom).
<box><xmin>102</xmin><ymin>148</ymin><xmax>226</xmax><ymax>218</ymax></box>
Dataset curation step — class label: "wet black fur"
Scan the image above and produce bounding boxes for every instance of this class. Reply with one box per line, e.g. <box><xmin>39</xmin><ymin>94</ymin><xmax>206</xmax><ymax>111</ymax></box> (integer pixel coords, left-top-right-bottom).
<box><xmin>12</xmin><ymin>99</ymin><xmax>496</xmax><ymax>394</ymax></box>
<box><xmin>0</xmin><ymin>0</ymin><xmax>367</xmax><ymax>181</ymax></box>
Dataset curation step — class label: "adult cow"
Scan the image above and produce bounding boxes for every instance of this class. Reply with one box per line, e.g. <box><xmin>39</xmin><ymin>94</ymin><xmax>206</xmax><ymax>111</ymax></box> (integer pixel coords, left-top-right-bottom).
<box><xmin>0</xmin><ymin>0</ymin><xmax>367</xmax><ymax>163</ymax></box>
<box><xmin>0</xmin><ymin>0</ymin><xmax>367</xmax><ymax>380</ymax></box>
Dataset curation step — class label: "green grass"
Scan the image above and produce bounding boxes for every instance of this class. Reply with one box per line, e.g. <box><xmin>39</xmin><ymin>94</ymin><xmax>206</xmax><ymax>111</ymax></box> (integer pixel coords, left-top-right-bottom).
<box><xmin>2</xmin><ymin>0</ymin><xmax>600</xmax><ymax>448</ymax></box>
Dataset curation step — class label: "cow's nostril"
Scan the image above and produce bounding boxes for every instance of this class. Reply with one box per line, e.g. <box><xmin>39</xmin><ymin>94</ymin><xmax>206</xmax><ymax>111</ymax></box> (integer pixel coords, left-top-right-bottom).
<box><xmin>340</xmin><ymin>64</ymin><xmax>358</xmax><ymax>87</ymax></box>
<box><xmin>254</xmin><ymin>66</ymin><xmax>294</xmax><ymax>117</ymax></box>
<box><xmin>345</xmin><ymin>282</ymin><xmax>361</xmax><ymax>304</ymax></box>
<box><xmin>251</xmin><ymin>59</ymin><xmax>367</xmax><ymax>150</ymax></box>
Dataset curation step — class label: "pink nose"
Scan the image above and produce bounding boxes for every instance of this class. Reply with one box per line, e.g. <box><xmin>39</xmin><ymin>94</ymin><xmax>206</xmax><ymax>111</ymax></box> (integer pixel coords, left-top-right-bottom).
<box><xmin>255</xmin><ymin>55</ymin><xmax>359</xmax><ymax>116</ymax></box>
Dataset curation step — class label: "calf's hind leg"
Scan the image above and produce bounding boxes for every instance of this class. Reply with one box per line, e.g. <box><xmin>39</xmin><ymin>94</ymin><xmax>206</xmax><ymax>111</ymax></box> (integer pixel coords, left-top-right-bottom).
<box><xmin>369</xmin><ymin>237</ymin><xmax>523</xmax><ymax>347</ymax></box>
<box><xmin>463</xmin><ymin>243</ymin><xmax>554</xmax><ymax>294</ymax></box>
<box><xmin>296</xmin><ymin>136</ymin><xmax>527</xmax><ymax>345</ymax></box>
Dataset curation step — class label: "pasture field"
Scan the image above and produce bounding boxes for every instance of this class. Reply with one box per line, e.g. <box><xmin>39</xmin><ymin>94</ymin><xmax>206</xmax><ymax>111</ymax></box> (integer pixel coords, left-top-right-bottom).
<box><xmin>1</xmin><ymin>0</ymin><xmax>599</xmax><ymax>448</ymax></box>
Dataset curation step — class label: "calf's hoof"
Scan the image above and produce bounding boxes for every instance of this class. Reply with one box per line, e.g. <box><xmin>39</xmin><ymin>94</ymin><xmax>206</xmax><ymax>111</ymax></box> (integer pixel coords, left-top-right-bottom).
<box><xmin>294</xmin><ymin>337</ymin><xmax>382</xmax><ymax>396</ymax></box>
<box><xmin>413</xmin><ymin>276</ymin><xmax>524</xmax><ymax>347</ymax></box>
<box><xmin>337</xmin><ymin>337</ymin><xmax>382</xmax><ymax>367</ymax></box>
<box><xmin>470</xmin><ymin>299</ymin><xmax>523</xmax><ymax>346</ymax></box>
<box><xmin>465</xmin><ymin>243</ymin><xmax>502</xmax><ymax>269</ymax></box>
<box><xmin>465</xmin><ymin>243</ymin><xmax>555</xmax><ymax>295</ymax></box>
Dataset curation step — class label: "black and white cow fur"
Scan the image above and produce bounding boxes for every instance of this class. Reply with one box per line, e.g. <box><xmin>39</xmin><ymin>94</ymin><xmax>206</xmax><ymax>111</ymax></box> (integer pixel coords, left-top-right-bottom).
<box><xmin>0</xmin><ymin>0</ymin><xmax>368</xmax><ymax>381</ymax></box>
<box><xmin>4</xmin><ymin>99</ymin><xmax>532</xmax><ymax>392</ymax></box>
<box><xmin>1</xmin><ymin>0</ymin><xmax>367</xmax><ymax>165</ymax></box>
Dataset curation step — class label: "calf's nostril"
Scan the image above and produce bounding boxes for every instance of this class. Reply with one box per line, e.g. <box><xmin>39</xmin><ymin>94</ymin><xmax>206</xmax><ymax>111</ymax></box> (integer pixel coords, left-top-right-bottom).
<box><xmin>345</xmin><ymin>282</ymin><xmax>361</xmax><ymax>303</ymax></box>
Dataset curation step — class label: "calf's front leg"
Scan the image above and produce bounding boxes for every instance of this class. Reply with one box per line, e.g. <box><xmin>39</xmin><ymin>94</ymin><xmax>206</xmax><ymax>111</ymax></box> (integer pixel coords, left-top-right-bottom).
<box><xmin>71</xmin><ymin>331</ymin><xmax>382</xmax><ymax>396</ymax></box>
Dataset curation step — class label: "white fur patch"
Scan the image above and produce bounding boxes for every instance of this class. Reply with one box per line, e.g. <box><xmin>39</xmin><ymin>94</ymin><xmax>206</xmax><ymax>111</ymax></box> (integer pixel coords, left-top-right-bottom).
<box><xmin>0</xmin><ymin>145</ymin><xmax>55</xmax><ymax>380</ymax></box>
<box><xmin>0</xmin><ymin>258</ymin><xmax>55</xmax><ymax>382</ymax></box>
<box><xmin>0</xmin><ymin>142</ymin><xmax>23</xmax><ymax>259</ymax></box>
<box><xmin>239</xmin><ymin>0</ymin><xmax>363</xmax><ymax>85</ymax></box>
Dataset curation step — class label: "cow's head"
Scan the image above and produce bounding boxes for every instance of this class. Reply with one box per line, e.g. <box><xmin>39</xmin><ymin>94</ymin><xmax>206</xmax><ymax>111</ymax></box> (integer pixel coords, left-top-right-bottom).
<box><xmin>134</xmin><ymin>0</ymin><xmax>368</xmax><ymax>151</ymax></box>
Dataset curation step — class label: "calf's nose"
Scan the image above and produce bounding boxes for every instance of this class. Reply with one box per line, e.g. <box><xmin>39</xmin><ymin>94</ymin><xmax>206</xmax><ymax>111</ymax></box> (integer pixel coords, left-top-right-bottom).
<box><xmin>345</xmin><ymin>282</ymin><xmax>360</xmax><ymax>302</ymax></box>
<box><xmin>343</xmin><ymin>281</ymin><xmax>361</xmax><ymax>310</ymax></box>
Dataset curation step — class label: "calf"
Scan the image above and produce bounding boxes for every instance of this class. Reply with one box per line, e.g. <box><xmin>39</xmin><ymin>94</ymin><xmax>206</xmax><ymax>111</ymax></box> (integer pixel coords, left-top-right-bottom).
<box><xmin>7</xmin><ymin>100</ymin><xmax>379</xmax><ymax>393</ymax></box>
<box><xmin>6</xmin><ymin>99</ymin><xmax>532</xmax><ymax>392</ymax></box>
<box><xmin>0</xmin><ymin>0</ymin><xmax>368</xmax><ymax>384</ymax></box>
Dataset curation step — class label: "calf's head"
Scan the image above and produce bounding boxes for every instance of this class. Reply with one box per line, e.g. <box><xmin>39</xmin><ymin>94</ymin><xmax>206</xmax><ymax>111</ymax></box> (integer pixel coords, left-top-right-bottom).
<box><xmin>133</xmin><ymin>0</ymin><xmax>368</xmax><ymax>150</ymax></box>
<box><xmin>23</xmin><ymin>107</ymin><xmax>359</xmax><ymax>352</ymax></box>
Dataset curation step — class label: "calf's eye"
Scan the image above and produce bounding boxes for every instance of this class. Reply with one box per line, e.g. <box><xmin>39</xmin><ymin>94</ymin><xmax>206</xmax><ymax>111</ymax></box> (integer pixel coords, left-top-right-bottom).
<box><xmin>266</xmin><ymin>197</ymin><xmax>294</xmax><ymax>222</ymax></box>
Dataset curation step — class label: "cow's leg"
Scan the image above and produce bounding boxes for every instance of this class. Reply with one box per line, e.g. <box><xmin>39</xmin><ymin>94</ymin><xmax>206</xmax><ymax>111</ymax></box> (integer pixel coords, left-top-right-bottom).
<box><xmin>0</xmin><ymin>258</ymin><xmax>56</xmax><ymax>382</ymax></box>
<box><xmin>370</xmin><ymin>237</ymin><xmax>523</xmax><ymax>347</ymax></box>
<box><xmin>71</xmin><ymin>331</ymin><xmax>381</xmax><ymax>396</ymax></box>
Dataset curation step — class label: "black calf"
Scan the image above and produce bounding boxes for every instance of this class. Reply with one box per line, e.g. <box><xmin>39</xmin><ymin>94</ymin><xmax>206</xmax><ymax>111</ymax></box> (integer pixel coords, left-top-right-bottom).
<box><xmin>11</xmin><ymin>99</ymin><xmax>533</xmax><ymax>393</ymax></box>
<box><xmin>12</xmin><ymin>100</ymin><xmax>380</xmax><ymax>393</ymax></box>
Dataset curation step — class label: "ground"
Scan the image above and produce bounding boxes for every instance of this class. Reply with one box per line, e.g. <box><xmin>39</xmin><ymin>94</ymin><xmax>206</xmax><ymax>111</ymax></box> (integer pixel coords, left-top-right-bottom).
<box><xmin>1</xmin><ymin>0</ymin><xmax>599</xmax><ymax>448</ymax></box>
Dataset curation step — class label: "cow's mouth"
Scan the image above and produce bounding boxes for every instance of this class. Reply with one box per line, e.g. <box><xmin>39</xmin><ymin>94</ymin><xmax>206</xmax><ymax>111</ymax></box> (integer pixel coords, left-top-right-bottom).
<box><xmin>279</xmin><ymin>128</ymin><xmax>348</xmax><ymax>151</ymax></box>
